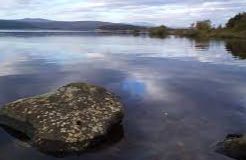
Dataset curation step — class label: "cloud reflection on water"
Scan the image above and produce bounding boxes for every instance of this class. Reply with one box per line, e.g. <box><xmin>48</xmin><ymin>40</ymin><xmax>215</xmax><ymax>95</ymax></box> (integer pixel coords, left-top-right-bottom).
<box><xmin>0</xmin><ymin>35</ymin><xmax>245</xmax><ymax>160</ymax></box>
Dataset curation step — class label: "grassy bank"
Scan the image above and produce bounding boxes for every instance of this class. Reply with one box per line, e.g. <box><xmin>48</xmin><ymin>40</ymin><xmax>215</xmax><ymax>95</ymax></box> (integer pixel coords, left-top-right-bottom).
<box><xmin>170</xmin><ymin>28</ymin><xmax>246</xmax><ymax>39</ymax></box>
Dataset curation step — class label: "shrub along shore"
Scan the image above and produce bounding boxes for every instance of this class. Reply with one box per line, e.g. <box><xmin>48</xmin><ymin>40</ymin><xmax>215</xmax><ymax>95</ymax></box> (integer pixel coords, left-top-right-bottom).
<box><xmin>148</xmin><ymin>12</ymin><xmax>246</xmax><ymax>39</ymax></box>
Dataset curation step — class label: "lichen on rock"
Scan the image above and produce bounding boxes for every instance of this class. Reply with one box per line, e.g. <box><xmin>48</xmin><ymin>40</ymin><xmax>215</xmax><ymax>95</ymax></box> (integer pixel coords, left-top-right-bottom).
<box><xmin>0</xmin><ymin>83</ymin><xmax>124</xmax><ymax>155</ymax></box>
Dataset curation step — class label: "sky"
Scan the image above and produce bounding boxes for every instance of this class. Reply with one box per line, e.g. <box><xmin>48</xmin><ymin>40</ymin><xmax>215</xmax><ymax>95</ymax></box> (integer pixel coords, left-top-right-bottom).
<box><xmin>0</xmin><ymin>0</ymin><xmax>245</xmax><ymax>27</ymax></box>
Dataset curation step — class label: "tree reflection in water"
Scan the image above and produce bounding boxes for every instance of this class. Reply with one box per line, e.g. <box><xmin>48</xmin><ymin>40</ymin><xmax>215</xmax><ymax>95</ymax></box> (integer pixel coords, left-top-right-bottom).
<box><xmin>226</xmin><ymin>40</ymin><xmax>246</xmax><ymax>59</ymax></box>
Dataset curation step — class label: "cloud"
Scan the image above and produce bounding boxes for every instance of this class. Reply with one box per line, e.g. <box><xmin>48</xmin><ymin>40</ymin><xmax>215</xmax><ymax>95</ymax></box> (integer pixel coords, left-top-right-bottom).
<box><xmin>0</xmin><ymin>0</ymin><xmax>245</xmax><ymax>27</ymax></box>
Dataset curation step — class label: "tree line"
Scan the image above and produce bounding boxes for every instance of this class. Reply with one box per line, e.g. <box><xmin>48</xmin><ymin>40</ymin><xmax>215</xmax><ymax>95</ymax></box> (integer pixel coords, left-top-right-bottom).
<box><xmin>149</xmin><ymin>12</ymin><xmax>246</xmax><ymax>39</ymax></box>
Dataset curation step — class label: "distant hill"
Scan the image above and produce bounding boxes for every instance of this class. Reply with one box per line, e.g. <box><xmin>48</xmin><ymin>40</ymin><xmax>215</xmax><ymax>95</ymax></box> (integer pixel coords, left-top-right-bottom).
<box><xmin>0</xmin><ymin>18</ymin><xmax>145</xmax><ymax>31</ymax></box>
<box><xmin>98</xmin><ymin>24</ymin><xmax>146</xmax><ymax>31</ymax></box>
<box><xmin>17</xmin><ymin>18</ymin><xmax>53</xmax><ymax>22</ymax></box>
<box><xmin>131</xmin><ymin>22</ymin><xmax>155</xmax><ymax>27</ymax></box>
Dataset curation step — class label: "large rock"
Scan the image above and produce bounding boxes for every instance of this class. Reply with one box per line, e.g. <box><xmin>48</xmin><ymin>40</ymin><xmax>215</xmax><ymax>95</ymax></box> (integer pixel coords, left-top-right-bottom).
<box><xmin>216</xmin><ymin>134</ymin><xmax>246</xmax><ymax>160</ymax></box>
<box><xmin>0</xmin><ymin>83</ymin><xmax>124</xmax><ymax>155</ymax></box>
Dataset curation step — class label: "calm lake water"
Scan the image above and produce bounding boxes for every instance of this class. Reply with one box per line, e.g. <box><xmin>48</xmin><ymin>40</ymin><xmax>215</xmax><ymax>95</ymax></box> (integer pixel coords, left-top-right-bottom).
<box><xmin>0</xmin><ymin>32</ymin><xmax>246</xmax><ymax>160</ymax></box>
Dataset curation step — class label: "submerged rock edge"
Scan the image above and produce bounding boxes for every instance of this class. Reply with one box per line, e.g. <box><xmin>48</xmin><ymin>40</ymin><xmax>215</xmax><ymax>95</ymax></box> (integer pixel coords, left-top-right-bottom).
<box><xmin>216</xmin><ymin>134</ymin><xmax>246</xmax><ymax>160</ymax></box>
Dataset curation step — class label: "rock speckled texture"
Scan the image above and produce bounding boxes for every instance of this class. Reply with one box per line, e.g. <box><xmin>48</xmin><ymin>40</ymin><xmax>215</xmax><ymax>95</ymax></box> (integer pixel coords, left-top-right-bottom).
<box><xmin>0</xmin><ymin>83</ymin><xmax>124</xmax><ymax>154</ymax></box>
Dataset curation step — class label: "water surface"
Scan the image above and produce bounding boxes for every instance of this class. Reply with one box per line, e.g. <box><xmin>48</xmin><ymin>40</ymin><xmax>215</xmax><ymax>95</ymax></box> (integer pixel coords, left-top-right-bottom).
<box><xmin>0</xmin><ymin>33</ymin><xmax>246</xmax><ymax>160</ymax></box>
